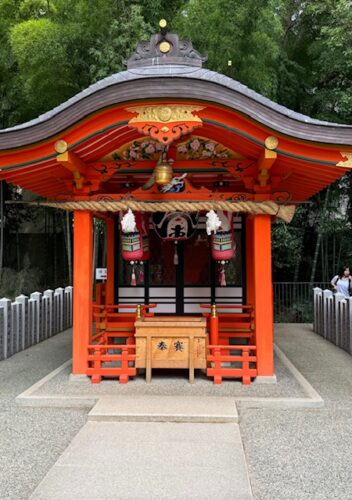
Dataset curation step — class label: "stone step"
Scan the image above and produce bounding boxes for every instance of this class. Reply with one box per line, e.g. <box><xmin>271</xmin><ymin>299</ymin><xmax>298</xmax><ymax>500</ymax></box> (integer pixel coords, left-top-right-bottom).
<box><xmin>88</xmin><ymin>395</ymin><xmax>238</xmax><ymax>423</ymax></box>
<box><xmin>30</xmin><ymin>421</ymin><xmax>252</xmax><ymax>500</ymax></box>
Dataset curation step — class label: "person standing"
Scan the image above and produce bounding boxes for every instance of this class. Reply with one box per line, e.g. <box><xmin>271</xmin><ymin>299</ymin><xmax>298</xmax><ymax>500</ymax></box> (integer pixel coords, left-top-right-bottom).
<box><xmin>330</xmin><ymin>266</ymin><xmax>352</xmax><ymax>297</ymax></box>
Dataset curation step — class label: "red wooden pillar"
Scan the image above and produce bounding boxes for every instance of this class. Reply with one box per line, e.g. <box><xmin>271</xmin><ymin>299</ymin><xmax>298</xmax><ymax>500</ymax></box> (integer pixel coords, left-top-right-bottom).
<box><xmin>106</xmin><ymin>217</ymin><xmax>115</xmax><ymax>305</ymax></box>
<box><xmin>72</xmin><ymin>210</ymin><xmax>93</xmax><ymax>375</ymax></box>
<box><xmin>245</xmin><ymin>215</ymin><xmax>254</xmax><ymax>306</ymax></box>
<box><xmin>252</xmin><ymin>214</ymin><xmax>274</xmax><ymax>377</ymax></box>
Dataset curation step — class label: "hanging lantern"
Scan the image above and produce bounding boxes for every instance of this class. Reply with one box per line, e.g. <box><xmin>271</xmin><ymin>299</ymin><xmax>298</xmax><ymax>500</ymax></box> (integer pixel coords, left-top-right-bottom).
<box><xmin>120</xmin><ymin>212</ymin><xmax>150</xmax><ymax>285</ymax></box>
<box><xmin>152</xmin><ymin>211</ymin><xmax>199</xmax><ymax>240</ymax></box>
<box><xmin>120</xmin><ymin>211</ymin><xmax>143</xmax><ymax>262</ymax></box>
<box><xmin>211</xmin><ymin>211</ymin><xmax>235</xmax><ymax>261</ymax></box>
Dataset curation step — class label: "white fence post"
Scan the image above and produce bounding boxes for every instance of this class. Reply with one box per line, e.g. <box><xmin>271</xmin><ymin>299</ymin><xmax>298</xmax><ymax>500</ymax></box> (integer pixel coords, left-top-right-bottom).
<box><xmin>64</xmin><ymin>286</ymin><xmax>73</xmax><ymax>329</ymax></box>
<box><xmin>313</xmin><ymin>287</ymin><xmax>352</xmax><ymax>355</ymax></box>
<box><xmin>322</xmin><ymin>289</ymin><xmax>333</xmax><ymax>340</ymax></box>
<box><xmin>348</xmin><ymin>298</ymin><xmax>352</xmax><ymax>355</ymax></box>
<box><xmin>11</xmin><ymin>301</ymin><xmax>20</xmax><ymax>355</ymax></box>
<box><xmin>16</xmin><ymin>294</ymin><xmax>28</xmax><ymax>351</ymax></box>
<box><xmin>54</xmin><ymin>287</ymin><xmax>64</xmax><ymax>333</ymax></box>
<box><xmin>43</xmin><ymin>290</ymin><xmax>54</xmax><ymax>337</ymax></box>
<box><xmin>0</xmin><ymin>308</ymin><xmax>4</xmax><ymax>360</ymax></box>
<box><xmin>42</xmin><ymin>294</ymin><xmax>49</xmax><ymax>339</ymax></box>
<box><xmin>313</xmin><ymin>288</ymin><xmax>322</xmax><ymax>334</ymax></box>
<box><xmin>0</xmin><ymin>298</ymin><xmax>11</xmax><ymax>359</ymax></box>
<box><xmin>30</xmin><ymin>292</ymin><xmax>42</xmax><ymax>343</ymax></box>
<box><xmin>334</xmin><ymin>293</ymin><xmax>344</xmax><ymax>347</ymax></box>
<box><xmin>0</xmin><ymin>287</ymin><xmax>73</xmax><ymax>361</ymax></box>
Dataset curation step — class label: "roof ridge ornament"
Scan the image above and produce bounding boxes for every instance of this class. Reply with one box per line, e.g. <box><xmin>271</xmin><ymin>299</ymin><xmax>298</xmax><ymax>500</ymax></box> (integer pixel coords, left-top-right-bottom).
<box><xmin>125</xmin><ymin>19</ymin><xmax>207</xmax><ymax>69</ymax></box>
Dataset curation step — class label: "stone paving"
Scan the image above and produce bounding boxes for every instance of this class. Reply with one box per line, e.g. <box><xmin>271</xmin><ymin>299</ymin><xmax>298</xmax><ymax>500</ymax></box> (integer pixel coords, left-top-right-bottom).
<box><xmin>0</xmin><ymin>330</ymin><xmax>87</xmax><ymax>500</ymax></box>
<box><xmin>240</xmin><ymin>324</ymin><xmax>352</xmax><ymax>500</ymax></box>
<box><xmin>1</xmin><ymin>324</ymin><xmax>352</xmax><ymax>499</ymax></box>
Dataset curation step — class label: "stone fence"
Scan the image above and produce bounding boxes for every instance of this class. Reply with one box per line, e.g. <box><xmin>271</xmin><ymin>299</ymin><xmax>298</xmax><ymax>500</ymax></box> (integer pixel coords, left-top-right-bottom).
<box><xmin>313</xmin><ymin>287</ymin><xmax>352</xmax><ymax>355</ymax></box>
<box><xmin>0</xmin><ymin>286</ymin><xmax>73</xmax><ymax>361</ymax></box>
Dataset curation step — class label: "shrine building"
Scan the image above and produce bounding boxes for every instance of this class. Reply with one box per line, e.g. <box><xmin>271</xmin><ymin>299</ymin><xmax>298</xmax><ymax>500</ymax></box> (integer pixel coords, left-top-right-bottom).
<box><xmin>1</xmin><ymin>22</ymin><xmax>352</xmax><ymax>385</ymax></box>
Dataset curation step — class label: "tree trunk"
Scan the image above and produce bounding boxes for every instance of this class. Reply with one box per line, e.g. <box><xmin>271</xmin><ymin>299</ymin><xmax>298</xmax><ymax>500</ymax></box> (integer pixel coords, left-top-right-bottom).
<box><xmin>310</xmin><ymin>187</ymin><xmax>330</xmax><ymax>285</ymax></box>
<box><xmin>16</xmin><ymin>230</ymin><xmax>20</xmax><ymax>271</ymax></box>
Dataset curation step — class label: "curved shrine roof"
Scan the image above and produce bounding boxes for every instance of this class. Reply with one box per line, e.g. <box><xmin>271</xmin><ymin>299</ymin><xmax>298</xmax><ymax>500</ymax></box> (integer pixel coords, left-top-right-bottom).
<box><xmin>0</xmin><ymin>26</ymin><xmax>351</xmax><ymax>203</ymax></box>
<box><xmin>0</xmin><ymin>64</ymin><xmax>351</xmax><ymax>147</ymax></box>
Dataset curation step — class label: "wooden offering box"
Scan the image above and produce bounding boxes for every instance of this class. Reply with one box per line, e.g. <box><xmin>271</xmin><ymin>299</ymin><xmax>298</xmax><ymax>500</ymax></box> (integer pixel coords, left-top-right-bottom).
<box><xmin>135</xmin><ymin>316</ymin><xmax>207</xmax><ymax>383</ymax></box>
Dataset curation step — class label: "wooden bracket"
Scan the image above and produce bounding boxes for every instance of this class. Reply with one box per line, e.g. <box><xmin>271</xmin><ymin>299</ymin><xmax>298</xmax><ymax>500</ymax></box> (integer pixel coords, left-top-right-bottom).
<box><xmin>257</xmin><ymin>148</ymin><xmax>277</xmax><ymax>187</ymax></box>
<box><xmin>57</xmin><ymin>151</ymin><xmax>88</xmax><ymax>190</ymax></box>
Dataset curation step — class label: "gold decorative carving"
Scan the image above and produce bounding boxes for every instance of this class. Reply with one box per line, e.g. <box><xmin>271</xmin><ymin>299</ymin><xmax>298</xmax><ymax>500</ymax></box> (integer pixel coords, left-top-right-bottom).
<box><xmin>264</xmin><ymin>136</ymin><xmax>279</xmax><ymax>150</ymax></box>
<box><xmin>126</xmin><ymin>105</ymin><xmax>204</xmax><ymax>144</ymax></box>
<box><xmin>337</xmin><ymin>152</ymin><xmax>352</xmax><ymax>168</ymax></box>
<box><xmin>127</xmin><ymin>105</ymin><xmax>204</xmax><ymax>124</ymax></box>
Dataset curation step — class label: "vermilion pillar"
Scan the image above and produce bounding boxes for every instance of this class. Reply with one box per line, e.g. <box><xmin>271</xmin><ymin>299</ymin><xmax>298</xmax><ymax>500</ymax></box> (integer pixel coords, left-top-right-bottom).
<box><xmin>245</xmin><ymin>215</ymin><xmax>254</xmax><ymax>306</ymax></box>
<box><xmin>106</xmin><ymin>217</ymin><xmax>115</xmax><ymax>305</ymax></box>
<box><xmin>252</xmin><ymin>214</ymin><xmax>274</xmax><ymax>377</ymax></box>
<box><xmin>72</xmin><ymin>210</ymin><xmax>93</xmax><ymax>375</ymax></box>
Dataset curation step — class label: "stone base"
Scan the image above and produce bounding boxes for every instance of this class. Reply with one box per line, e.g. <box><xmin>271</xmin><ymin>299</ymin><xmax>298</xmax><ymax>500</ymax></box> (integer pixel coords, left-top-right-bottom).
<box><xmin>69</xmin><ymin>374</ymin><xmax>90</xmax><ymax>383</ymax></box>
<box><xmin>253</xmin><ymin>375</ymin><xmax>277</xmax><ymax>384</ymax></box>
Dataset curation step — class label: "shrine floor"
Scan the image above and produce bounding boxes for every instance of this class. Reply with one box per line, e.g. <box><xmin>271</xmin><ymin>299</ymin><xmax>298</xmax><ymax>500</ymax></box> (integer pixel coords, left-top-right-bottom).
<box><xmin>2</xmin><ymin>324</ymin><xmax>352</xmax><ymax>499</ymax></box>
<box><xmin>16</xmin><ymin>329</ymin><xmax>322</xmax><ymax>409</ymax></box>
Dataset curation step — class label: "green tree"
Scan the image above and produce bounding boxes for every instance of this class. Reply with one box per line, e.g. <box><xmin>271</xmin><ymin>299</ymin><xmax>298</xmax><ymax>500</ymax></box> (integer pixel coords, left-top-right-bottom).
<box><xmin>10</xmin><ymin>18</ymin><xmax>77</xmax><ymax>118</ymax></box>
<box><xmin>277</xmin><ymin>0</ymin><xmax>352</xmax><ymax>123</ymax></box>
<box><xmin>174</xmin><ymin>0</ymin><xmax>283</xmax><ymax>99</ymax></box>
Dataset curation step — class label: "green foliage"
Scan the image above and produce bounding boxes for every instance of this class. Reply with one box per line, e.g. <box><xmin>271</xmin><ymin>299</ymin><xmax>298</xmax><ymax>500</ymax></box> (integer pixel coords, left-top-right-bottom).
<box><xmin>89</xmin><ymin>5</ymin><xmax>152</xmax><ymax>82</ymax></box>
<box><xmin>277</xmin><ymin>0</ymin><xmax>352</xmax><ymax>122</ymax></box>
<box><xmin>10</xmin><ymin>18</ymin><xmax>76</xmax><ymax>117</ymax></box>
<box><xmin>0</xmin><ymin>0</ymin><xmax>351</xmax><ymax>126</ymax></box>
<box><xmin>174</xmin><ymin>0</ymin><xmax>283</xmax><ymax>99</ymax></box>
<box><xmin>272</xmin><ymin>220</ymin><xmax>303</xmax><ymax>271</ymax></box>
<box><xmin>1</xmin><ymin>0</ymin><xmax>352</xmax><ymax>288</ymax></box>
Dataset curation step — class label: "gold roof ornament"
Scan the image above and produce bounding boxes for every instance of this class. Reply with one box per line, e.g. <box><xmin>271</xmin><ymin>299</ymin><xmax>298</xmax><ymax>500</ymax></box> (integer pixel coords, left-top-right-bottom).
<box><xmin>159</xmin><ymin>41</ymin><xmax>171</xmax><ymax>54</ymax></box>
<box><xmin>264</xmin><ymin>136</ymin><xmax>279</xmax><ymax>150</ymax></box>
<box><xmin>125</xmin><ymin>20</ymin><xmax>207</xmax><ymax>69</ymax></box>
<box><xmin>54</xmin><ymin>140</ymin><xmax>68</xmax><ymax>153</ymax></box>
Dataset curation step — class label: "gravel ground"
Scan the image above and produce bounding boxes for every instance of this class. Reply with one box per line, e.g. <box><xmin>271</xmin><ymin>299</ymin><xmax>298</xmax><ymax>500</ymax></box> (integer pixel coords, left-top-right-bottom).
<box><xmin>2</xmin><ymin>324</ymin><xmax>352</xmax><ymax>500</ymax></box>
<box><xmin>0</xmin><ymin>330</ymin><xmax>87</xmax><ymax>500</ymax></box>
<box><xmin>240</xmin><ymin>324</ymin><xmax>352</xmax><ymax>500</ymax></box>
<box><xmin>34</xmin><ymin>352</ymin><xmax>305</xmax><ymax>398</ymax></box>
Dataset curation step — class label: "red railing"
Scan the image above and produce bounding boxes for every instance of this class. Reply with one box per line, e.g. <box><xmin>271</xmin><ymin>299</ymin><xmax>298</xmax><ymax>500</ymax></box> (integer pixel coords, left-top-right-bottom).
<box><xmin>87</xmin><ymin>344</ymin><xmax>136</xmax><ymax>384</ymax></box>
<box><xmin>199</xmin><ymin>303</ymin><xmax>255</xmax><ymax>345</ymax></box>
<box><xmin>88</xmin><ymin>303</ymin><xmax>156</xmax><ymax>384</ymax></box>
<box><xmin>207</xmin><ymin>345</ymin><xmax>257</xmax><ymax>385</ymax></box>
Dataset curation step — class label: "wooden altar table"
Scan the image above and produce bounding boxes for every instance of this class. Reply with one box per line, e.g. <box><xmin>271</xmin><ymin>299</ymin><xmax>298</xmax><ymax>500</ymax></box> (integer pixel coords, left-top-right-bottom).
<box><xmin>135</xmin><ymin>316</ymin><xmax>207</xmax><ymax>383</ymax></box>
